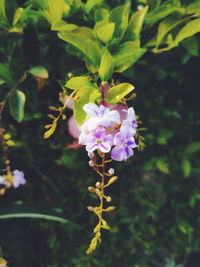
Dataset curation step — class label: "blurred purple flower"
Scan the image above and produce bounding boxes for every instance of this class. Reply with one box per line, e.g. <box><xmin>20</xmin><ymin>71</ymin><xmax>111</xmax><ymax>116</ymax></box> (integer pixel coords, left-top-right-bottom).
<box><xmin>12</xmin><ymin>170</ymin><xmax>26</xmax><ymax>188</ymax></box>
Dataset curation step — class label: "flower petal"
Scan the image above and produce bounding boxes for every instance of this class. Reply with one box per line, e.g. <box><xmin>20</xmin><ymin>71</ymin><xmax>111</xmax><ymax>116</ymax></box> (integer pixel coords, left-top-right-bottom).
<box><xmin>111</xmin><ymin>146</ymin><xmax>124</xmax><ymax>161</ymax></box>
<box><xmin>83</xmin><ymin>103</ymin><xmax>99</xmax><ymax>117</ymax></box>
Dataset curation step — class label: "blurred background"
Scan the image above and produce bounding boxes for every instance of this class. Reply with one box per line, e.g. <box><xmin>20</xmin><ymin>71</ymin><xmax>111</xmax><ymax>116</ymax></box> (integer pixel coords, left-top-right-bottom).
<box><xmin>0</xmin><ymin>0</ymin><xmax>200</xmax><ymax>266</ymax></box>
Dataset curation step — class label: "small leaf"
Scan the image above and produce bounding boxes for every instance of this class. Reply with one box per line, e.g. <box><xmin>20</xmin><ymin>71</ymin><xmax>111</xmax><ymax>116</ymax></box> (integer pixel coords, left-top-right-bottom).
<box><xmin>0</xmin><ymin>0</ymin><xmax>8</xmax><ymax>26</ymax></box>
<box><xmin>58</xmin><ymin>32</ymin><xmax>101</xmax><ymax>69</ymax></box>
<box><xmin>184</xmin><ymin>142</ymin><xmax>200</xmax><ymax>154</ymax></box>
<box><xmin>95</xmin><ymin>8</ymin><xmax>109</xmax><ymax>23</ymax></box>
<box><xmin>0</xmin><ymin>63</ymin><xmax>12</xmax><ymax>83</ymax></box>
<box><xmin>181</xmin><ymin>159</ymin><xmax>191</xmax><ymax>178</ymax></box>
<box><xmin>109</xmin><ymin>4</ymin><xmax>129</xmax><ymax>41</ymax></box>
<box><xmin>28</xmin><ymin>66</ymin><xmax>49</xmax><ymax>79</ymax></box>
<box><xmin>96</xmin><ymin>23</ymin><xmax>115</xmax><ymax>44</ymax></box>
<box><xmin>83</xmin><ymin>0</ymin><xmax>103</xmax><ymax>14</ymax></box>
<box><xmin>74</xmin><ymin>88</ymin><xmax>91</xmax><ymax>126</ymax></box>
<box><xmin>66</xmin><ymin>76</ymin><xmax>91</xmax><ymax>90</ymax></box>
<box><xmin>145</xmin><ymin>4</ymin><xmax>183</xmax><ymax>25</ymax></box>
<box><xmin>8</xmin><ymin>90</ymin><xmax>26</xmax><ymax>122</ymax></box>
<box><xmin>182</xmin><ymin>36</ymin><xmax>199</xmax><ymax>56</ymax></box>
<box><xmin>156</xmin><ymin>16</ymin><xmax>187</xmax><ymax>47</ymax></box>
<box><xmin>107</xmin><ymin>83</ymin><xmax>134</xmax><ymax>104</ymax></box>
<box><xmin>175</xmin><ymin>18</ymin><xmax>200</xmax><ymax>45</ymax></box>
<box><xmin>51</xmin><ymin>20</ymin><xmax>78</xmax><ymax>31</ymax></box>
<box><xmin>155</xmin><ymin>159</ymin><xmax>170</xmax><ymax>174</ymax></box>
<box><xmin>127</xmin><ymin>5</ymin><xmax>149</xmax><ymax>40</ymax></box>
<box><xmin>48</xmin><ymin>0</ymin><xmax>64</xmax><ymax>23</ymax></box>
<box><xmin>114</xmin><ymin>41</ymin><xmax>146</xmax><ymax>72</ymax></box>
<box><xmin>99</xmin><ymin>50</ymin><xmax>114</xmax><ymax>81</ymax></box>
<box><xmin>12</xmin><ymin>7</ymin><xmax>24</xmax><ymax>25</ymax></box>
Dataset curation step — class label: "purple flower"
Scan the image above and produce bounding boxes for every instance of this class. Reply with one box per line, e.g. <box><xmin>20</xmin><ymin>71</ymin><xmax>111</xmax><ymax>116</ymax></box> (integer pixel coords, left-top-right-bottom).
<box><xmin>83</xmin><ymin>103</ymin><xmax>120</xmax><ymax>128</ymax></box>
<box><xmin>12</xmin><ymin>170</ymin><xmax>26</xmax><ymax>188</ymax></box>
<box><xmin>86</xmin><ymin>128</ymin><xmax>114</xmax><ymax>153</ymax></box>
<box><xmin>122</xmin><ymin>107</ymin><xmax>137</xmax><ymax>131</ymax></box>
<box><xmin>111</xmin><ymin>127</ymin><xmax>137</xmax><ymax>161</ymax></box>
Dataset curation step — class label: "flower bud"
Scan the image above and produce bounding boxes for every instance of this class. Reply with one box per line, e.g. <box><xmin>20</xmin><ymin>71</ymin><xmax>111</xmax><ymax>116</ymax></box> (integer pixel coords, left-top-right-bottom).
<box><xmin>4</xmin><ymin>134</ymin><xmax>11</xmax><ymax>140</ymax></box>
<box><xmin>89</xmin><ymin>160</ymin><xmax>94</xmax><ymax>167</ymax></box>
<box><xmin>108</xmin><ymin>168</ymin><xmax>114</xmax><ymax>175</ymax></box>
<box><xmin>106</xmin><ymin>196</ymin><xmax>112</xmax><ymax>202</ymax></box>
<box><xmin>6</xmin><ymin>140</ymin><xmax>15</xmax><ymax>147</ymax></box>
<box><xmin>95</xmin><ymin>182</ymin><xmax>101</xmax><ymax>188</ymax></box>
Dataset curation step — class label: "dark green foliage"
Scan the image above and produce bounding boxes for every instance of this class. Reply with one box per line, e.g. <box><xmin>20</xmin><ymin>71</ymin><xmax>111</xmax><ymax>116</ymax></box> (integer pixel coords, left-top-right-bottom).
<box><xmin>0</xmin><ymin>0</ymin><xmax>200</xmax><ymax>266</ymax></box>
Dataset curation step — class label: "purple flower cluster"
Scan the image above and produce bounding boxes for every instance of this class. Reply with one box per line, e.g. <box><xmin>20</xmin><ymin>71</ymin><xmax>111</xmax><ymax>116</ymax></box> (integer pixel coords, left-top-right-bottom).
<box><xmin>0</xmin><ymin>169</ymin><xmax>26</xmax><ymax>188</ymax></box>
<box><xmin>79</xmin><ymin>103</ymin><xmax>137</xmax><ymax>161</ymax></box>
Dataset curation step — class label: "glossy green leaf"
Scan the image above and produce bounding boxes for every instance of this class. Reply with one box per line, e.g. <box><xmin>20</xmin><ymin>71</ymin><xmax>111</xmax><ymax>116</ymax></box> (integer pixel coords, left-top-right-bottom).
<box><xmin>0</xmin><ymin>0</ymin><xmax>8</xmax><ymax>25</ymax></box>
<box><xmin>109</xmin><ymin>4</ymin><xmax>129</xmax><ymax>41</ymax></box>
<box><xmin>74</xmin><ymin>88</ymin><xmax>91</xmax><ymax>126</ymax></box>
<box><xmin>83</xmin><ymin>0</ymin><xmax>103</xmax><ymax>14</ymax></box>
<box><xmin>95</xmin><ymin>8</ymin><xmax>109</xmax><ymax>23</ymax></box>
<box><xmin>66</xmin><ymin>76</ymin><xmax>91</xmax><ymax>90</ymax></box>
<box><xmin>8</xmin><ymin>90</ymin><xmax>26</xmax><ymax>122</ymax></box>
<box><xmin>0</xmin><ymin>63</ymin><xmax>12</xmax><ymax>83</ymax></box>
<box><xmin>181</xmin><ymin>159</ymin><xmax>191</xmax><ymax>178</ymax></box>
<box><xmin>114</xmin><ymin>41</ymin><xmax>146</xmax><ymax>72</ymax></box>
<box><xmin>182</xmin><ymin>36</ymin><xmax>199</xmax><ymax>56</ymax></box>
<box><xmin>99</xmin><ymin>49</ymin><xmax>114</xmax><ymax>81</ymax></box>
<box><xmin>127</xmin><ymin>5</ymin><xmax>149</xmax><ymax>40</ymax></box>
<box><xmin>156</xmin><ymin>159</ymin><xmax>170</xmax><ymax>174</ymax></box>
<box><xmin>51</xmin><ymin>20</ymin><xmax>78</xmax><ymax>31</ymax></box>
<box><xmin>48</xmin><ymin>0</ymin><xmax>64</xmax><ymax>22</ymax></box>
<box><xmin>58</xmin><ymin>32</ymin><xmax>101</xmax><ymax>69</ymax></box>
<box><xmin>107</xmin><ymin>83</ymin><xmax>134</xmax><ymax>104</ymax></box>
<box><xmin>145</xmin><ymin>4</ymin><xmax>183</xmax><ymax>25</ymax></box>
<box><xmin>175</xmin><ymin>18</ymin><xmax>200</xmax><ymax>45</ymax></box>
<box><xmin>156</xmin><ymin>16</ymin><xmax>187</xmax><ymax>47</ymax></box>
<box><xmin>28</xmin><ymin>66</ymin><xmax>49</xmax><ymax>79</ymax></box>
<box><xmin>96</xmin><ymin>23</ymin><xmax>115</xmax><ymax>44</ymax></box>
<box><xmin>12</xmin><ymin>7</ymin><xmax>24</xmax><ymax>25</ymax></box>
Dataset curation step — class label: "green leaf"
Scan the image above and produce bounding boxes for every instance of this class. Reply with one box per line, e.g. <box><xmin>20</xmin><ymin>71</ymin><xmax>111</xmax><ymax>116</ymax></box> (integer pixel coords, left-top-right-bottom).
<box><xmin>107</xmin><ymin>83</ymin><xmax>134</xmax><ymax>104</ymax></box>
<box><xmin>109</xmin><ymin>4</ymin><xmax>129</xmax><ymax>41</ymax></box>
<box><xmin>155</xmin><ymin>159</ymin><xmax>170</xmax><ymax>174</ymax></box>
<box><xmin>48</xmin><ymin>0</ymin><xmax>64</xmax><ymax>23</ymax></box>
<box><xmin>0</xmin><ymin>63</ymin><xmax>12</xmax><ymax>83</ymax></box>
<box><xmin>156</xmin><ymin>16</ymin><xmax>187</xmax><ymax>47</ymax></box>
<box><xmin>184</xmin><ymin>142</ymin><xmax>200</xmax><ymax>154</ymax></box>
<box><xmin>83</xmin><ymin>0</ymin><xmax>103</xmax><ymax>14</ymax></box>
<box><xmin>74</xmin><ymin>88</ymin><xmax>91</xmax><ymax>126</ymax></box>
<box><xmin>175</xmin><ymin>18</ymin><xmax>200</xmax><ymax>44</ymax></box>
<box><xmin>51</xmin><ymin>20</ymin><xmax>78</xmax><ymax>31</ymax></box>
<box><xmin>58</xmin><ymin>32</ymin><xmax>101</xmax><ymax>69</ymax></box>
<box><xmin>95</xmin><ymin>8</ymin><xmax>109</xmax><ymax>23</ymax></box>
<box><xmin>0</xmin><ymin>0</ymin><xmax>8</xmax><ymax>26</ymax></box>
<box><xmin>12</xmin><ymin>7</ymin><xmax>24</xmax><ymax>25</ymax></box>
<box><xmin>28</xmin><ymin>66</ymin><xmax>49</xmax><ymax>79</ymax></box>
<box><xmin>99</xmin><ymin>50</ymin><xmax>114</xmax><ymax>82</ymax></box>
<box><xmin>182</xmin><ymin>36</ymin><xmax>199</xmax><ymax>56</ymax></box>
<box><xmin>0</xmin><ymin>204</ymin><xmax>76</xmax><ymax>225</ymax></box>
<box><xmin>181</xmin><ymin>159</ymin><xmax>191</xmax><ymax>178</ymax></box>
<box><xmin>127</xmin><ymin>6</ymin><xmax>149</xmax><ymax>40</ymax></box>
<box><xmin>114</xmin><ymin>41</ymin><xmax>146</xmax><ymax>72</ymax></box>
<box><xmin>8</xmin><ymin>90</ymin><xmax>26</xmax><ymax>122</ymax></box>
<box><xmin>156</xmin><ymin>129</ymin><xmax>174</xmax><ymax>145</ymax></box>
<box><xmin>96</xmin><ymin>23</ymin><xmax>115</xmax><ymax>44</ymax></box>
<box><xmin>66</xmin><ymin>76</ymin><xmax>92</xmax><ymax>90</ymax></box>
<box><xmin>145</xmin><ymin>4</ymin><xmax>183</xmax><ymax>25</ymax></box>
